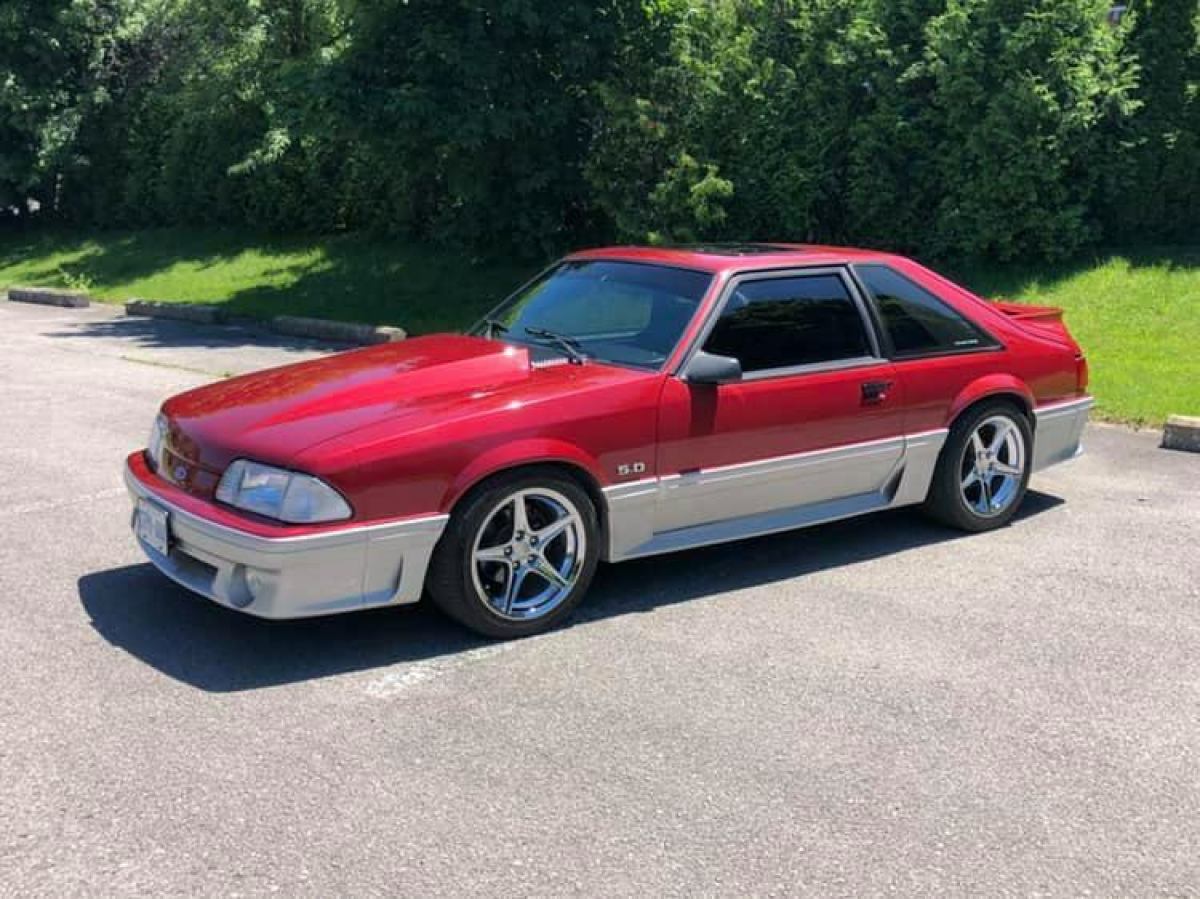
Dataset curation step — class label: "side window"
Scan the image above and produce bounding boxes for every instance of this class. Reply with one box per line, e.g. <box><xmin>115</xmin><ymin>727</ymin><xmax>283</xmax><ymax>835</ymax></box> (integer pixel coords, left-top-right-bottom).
<box><xmin>857</xmin><ymin>264</ymin><xmax>996</xmax><ymax>357</ymax></box>
<box><xmin>703</xmin><ymin>273</ymin><xmax>871</xmax><ymax>373</ymax></box>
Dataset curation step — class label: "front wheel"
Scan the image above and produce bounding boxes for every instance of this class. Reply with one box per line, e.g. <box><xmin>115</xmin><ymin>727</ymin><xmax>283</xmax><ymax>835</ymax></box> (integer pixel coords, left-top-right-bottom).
<box><xmin>923</xmin><ymin>401</ymin><xmax>1033</xmax><ymax>532</ymax></box>
<box><xmin>426</xmin><ymin>469</ymin><xmax>600</xmax><ymax>638</ymax></box>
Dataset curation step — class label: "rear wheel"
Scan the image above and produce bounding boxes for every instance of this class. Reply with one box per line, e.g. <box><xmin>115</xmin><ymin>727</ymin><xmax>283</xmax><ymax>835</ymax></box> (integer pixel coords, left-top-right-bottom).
<box><xmin>426</xmin><ymin>469</ymin><xmax>600</xmax><ymax>638</ymax></box>
<box><xmin>923</xmin><ymin>400</ymin><xmax>1032</xmax><ymax>532</ymax></box>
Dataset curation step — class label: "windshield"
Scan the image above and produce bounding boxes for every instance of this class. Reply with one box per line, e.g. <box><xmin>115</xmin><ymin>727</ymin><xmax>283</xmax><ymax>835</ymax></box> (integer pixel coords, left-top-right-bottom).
<box><xmin>473</xmin><ymin>261</ymin><xmax>713</xmax><ymax>370</ymax></box>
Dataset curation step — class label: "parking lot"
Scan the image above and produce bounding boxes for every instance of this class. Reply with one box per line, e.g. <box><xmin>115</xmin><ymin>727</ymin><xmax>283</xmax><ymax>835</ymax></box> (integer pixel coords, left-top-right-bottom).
<box><xmin>1</xmin><ymin>297</ymin><xmax>1198</xmax><ymax>895</ymax></box>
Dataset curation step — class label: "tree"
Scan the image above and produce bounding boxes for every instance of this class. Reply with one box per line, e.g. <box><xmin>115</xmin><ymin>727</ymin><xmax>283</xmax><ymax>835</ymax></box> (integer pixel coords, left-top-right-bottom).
<box><xmin>1114</xmin><ymin>0</ymin><xmax>1200</xmax><ymax>241</ymax></box>
<box><xmin>325</xmin><ymin>0</ymin><xmax>636</xmax><ymax>255</ymax></box>
<box><xmin>0</xmin><ymin>0</ymin><xmax>1185</xmax><ymax>262</ymax></box>
<box><xmin>0</xmin><ymin>0</ymin><xmax>107</xmax><ymax>215</ymax></box>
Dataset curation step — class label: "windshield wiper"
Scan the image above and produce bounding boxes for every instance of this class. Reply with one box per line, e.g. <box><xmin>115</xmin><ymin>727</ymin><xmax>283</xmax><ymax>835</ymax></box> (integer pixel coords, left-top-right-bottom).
<box><xmin>482</xmin><ymin>317</ymin><xmax>509</xmax><ymax>337</ymax></box>
<box><xmin>523</xmin><ymin>326</ymin><xmax>587</xmax><ymax>364</ymax></box>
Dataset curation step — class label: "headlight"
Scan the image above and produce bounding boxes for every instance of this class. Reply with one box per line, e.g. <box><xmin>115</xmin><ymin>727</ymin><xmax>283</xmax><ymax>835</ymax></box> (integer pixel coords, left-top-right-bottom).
<box><xmin>215</xmin><ymin>460</ymin><xmax>352</xmax><ymax>524</ymax></box>
<box><xmin>147</xmin><ymin>413</ymin><xmax>167</xmax><ymax>471</ymax></box>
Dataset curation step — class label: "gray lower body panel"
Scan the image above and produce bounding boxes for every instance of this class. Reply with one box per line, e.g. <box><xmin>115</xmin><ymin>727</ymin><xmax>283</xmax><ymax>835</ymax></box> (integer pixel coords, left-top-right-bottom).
<box><xmin>605</xmin><ymin>429</ymin><xmax>947</xmax><ymax>562</ymax></box>
<box><xmin>1032</xmin><ymin>396</ymin><xmax>1094</xmax><ymax>471</ymax></box>
<box><xmin>124</xmin><ymin>396</ymin><xmax>1092</xmax><ymax>618</ymax></box>
<box><xmin>125</xmin><ymin>461</ymin><xmax>448</xmax><ymax>619</ymax></box>
<box><xmin>604</xmin><ymin>395</ymin><xmax>1094</xmax><ymax>562</ymax></box>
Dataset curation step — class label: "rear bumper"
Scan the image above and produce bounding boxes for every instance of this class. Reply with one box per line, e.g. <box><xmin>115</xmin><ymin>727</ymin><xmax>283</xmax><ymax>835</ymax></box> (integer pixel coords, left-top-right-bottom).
<box><xmin>124</xmin><ymin>454</ymin><xmax>448</xmax><ymax>619</ymax></box>
<box><xmin>1032</xmin><ymin>396</ymin><xmax>1094</xmax><ymax>471</ymax></box>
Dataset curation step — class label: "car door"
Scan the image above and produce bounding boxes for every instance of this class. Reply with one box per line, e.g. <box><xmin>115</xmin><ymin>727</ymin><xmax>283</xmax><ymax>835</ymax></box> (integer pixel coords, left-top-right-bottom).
<box><xmin>654</xmin><ymin>267</ymin><xmax>904</xmax><ymax>534</ymax></box>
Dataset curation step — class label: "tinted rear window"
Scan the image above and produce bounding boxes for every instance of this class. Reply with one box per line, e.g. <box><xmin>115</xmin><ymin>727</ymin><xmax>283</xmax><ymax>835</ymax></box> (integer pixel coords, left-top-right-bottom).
<box><xmin>856</xmin><ymin>264</ymin><xmax>996</xmax><ymax>357</ymax></box>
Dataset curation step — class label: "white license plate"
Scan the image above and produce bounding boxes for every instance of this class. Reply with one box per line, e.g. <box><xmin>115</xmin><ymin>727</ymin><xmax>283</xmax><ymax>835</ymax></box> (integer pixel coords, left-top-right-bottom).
<box><xmin>136</xmin><ymin>499</ymin><xmax>170</xmax><ymax>555</ymax></box>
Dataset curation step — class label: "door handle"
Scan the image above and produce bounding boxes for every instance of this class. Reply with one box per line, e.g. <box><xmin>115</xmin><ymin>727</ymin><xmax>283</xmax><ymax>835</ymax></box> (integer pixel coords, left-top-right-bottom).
<box><xmin>861</xmin><ymin>379</ymin><xmax>893</xmax><ymax>405</ymax></box>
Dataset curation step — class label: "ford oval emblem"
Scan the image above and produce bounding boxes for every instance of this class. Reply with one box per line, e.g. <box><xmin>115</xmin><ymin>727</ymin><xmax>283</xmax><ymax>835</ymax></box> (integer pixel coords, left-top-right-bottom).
<box><xmin>173</xmin><ymin>464</ymin><xmax>188</xmax><ymax>482</ymax></box>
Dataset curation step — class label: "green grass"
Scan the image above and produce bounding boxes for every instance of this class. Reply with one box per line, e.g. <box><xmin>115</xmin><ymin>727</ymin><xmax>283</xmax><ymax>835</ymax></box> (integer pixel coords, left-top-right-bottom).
<box><xmin>953</xmin><ymin>248</ymin><xmax>1200</xmax><ymax>426</ymax></box>
<box><xmin>0</xmin><ymin>228</ymin><xmax>535</xmax><ymax>335</ymax></box>
<box><xmin>1</xmin><ymin>228</ymin><xmax>1196</xmax><ymax>424</ymax></box>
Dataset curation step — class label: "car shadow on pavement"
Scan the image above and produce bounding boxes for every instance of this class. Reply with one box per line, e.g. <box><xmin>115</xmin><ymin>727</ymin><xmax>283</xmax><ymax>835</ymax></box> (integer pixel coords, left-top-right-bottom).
<box><xmin>79</xmin><ymin>491</ymin><xmax>1063</xmax><ymax>693</ymax></box>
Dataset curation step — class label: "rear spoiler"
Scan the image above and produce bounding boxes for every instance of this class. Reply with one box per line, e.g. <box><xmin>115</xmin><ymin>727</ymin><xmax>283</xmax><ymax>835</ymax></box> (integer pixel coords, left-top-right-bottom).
<box><xmin>991</xmin><ymin>300</ymin><xmax>1064</xmax><ymax>323</ymax></box>
<box><xmin>990</xmin><ymin>300</ymin><xmax>1078</xmax><ymax>350</ymax></box>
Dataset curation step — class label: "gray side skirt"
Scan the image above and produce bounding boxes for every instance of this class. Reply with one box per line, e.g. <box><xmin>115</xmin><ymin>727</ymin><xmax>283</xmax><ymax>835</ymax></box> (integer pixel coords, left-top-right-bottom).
<box><xmin>602</xmin><ymin>429</ymin><xmax>948</xmax><ymax>562</ymax></box>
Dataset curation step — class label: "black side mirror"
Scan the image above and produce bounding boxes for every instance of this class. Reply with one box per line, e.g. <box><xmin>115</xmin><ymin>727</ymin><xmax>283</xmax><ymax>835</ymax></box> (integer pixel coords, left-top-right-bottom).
<box><xmin>683</xmin><ymin>350</ymin><xmax>743</xmax><ymax>385</ymax></box>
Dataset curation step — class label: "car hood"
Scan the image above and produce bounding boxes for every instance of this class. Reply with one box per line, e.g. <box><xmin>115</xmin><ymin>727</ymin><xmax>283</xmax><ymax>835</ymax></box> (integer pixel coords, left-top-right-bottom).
<box><xmin>160</xmin><ymin>334</ymin><xmax>641</xmax><ymax>481</ymax></box>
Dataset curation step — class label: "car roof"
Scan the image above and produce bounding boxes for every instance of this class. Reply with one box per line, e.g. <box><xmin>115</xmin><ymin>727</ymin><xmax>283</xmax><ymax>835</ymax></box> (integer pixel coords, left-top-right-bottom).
<box><xmin>565</xmin><ymin>243</ymin><xmax>905</xmax><ymax>274</ymax></box>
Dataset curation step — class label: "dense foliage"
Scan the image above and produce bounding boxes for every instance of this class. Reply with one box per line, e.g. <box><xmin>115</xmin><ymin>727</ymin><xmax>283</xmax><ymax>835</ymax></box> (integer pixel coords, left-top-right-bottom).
<box><xmin>1</xmin><ymin>0</ymin><xmax>1196</xmax><ymax>262</ymax></box>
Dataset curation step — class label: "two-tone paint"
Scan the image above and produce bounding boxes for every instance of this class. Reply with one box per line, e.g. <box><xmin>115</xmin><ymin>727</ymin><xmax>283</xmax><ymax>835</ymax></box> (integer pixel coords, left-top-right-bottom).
<box><xmin>124</xmin><ymin>244</ymin><xmax>1093</xmax><ymax>618</ymax></box>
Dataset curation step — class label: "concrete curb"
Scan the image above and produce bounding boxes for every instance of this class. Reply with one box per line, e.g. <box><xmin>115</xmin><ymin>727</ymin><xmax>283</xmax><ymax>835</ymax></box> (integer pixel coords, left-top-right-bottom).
<box><xmin>125</xmin><ymin>299</ymin><xmax>225</xmax><ymax>324</ymax></box>
<box><xmin>6</xmin><ymin>286</ymin><xmax>90</xmax><ymax>308</ymax></box>
<box><xmin>1162</xmin><ymin>415</ymin><xmax>1200</xmax><ymax>453</ymax></box>
<box><xmin>121</xmin><ymin>301</ymin><xmax>407</xmax><ymax>346</ymax></box>
<box><xmin>272</xmin><ymin>315</ymin><xmax>406</xmax><ymax>345</ymax></box>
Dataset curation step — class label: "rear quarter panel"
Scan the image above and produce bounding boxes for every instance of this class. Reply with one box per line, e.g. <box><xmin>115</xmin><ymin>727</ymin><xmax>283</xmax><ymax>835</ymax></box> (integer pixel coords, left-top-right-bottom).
<box><xmin>886</xmin><ymin>259</ymin><xmax>1082</xmax><ymax>432</ymax></box>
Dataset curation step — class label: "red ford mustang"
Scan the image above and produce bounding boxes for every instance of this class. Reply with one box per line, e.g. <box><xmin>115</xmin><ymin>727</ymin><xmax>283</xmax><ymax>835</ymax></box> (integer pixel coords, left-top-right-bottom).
<box><xmin>125</xmin><ymin>244</ymin><xmax>1092</xmax><ymax>637</ymax></box>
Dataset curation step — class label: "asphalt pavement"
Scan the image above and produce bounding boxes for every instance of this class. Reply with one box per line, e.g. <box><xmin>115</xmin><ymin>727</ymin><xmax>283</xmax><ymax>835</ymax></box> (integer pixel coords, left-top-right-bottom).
<box><xmin>1</xmin><ymin>298</ymin><xmax>1198</xmax><ymax>896</ymax></box>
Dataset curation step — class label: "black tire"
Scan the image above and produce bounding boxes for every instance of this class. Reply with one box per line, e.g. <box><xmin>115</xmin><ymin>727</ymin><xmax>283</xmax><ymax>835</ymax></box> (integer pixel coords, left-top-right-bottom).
<box><xmin>922</xmin><ymin>399</ymin><xmax>1033</xmax><ymax>532</ymax></box>
<box><xmin>426</xmin><ymin>467</ymin><xmax>601</xmax><ymax>638</ymax></box>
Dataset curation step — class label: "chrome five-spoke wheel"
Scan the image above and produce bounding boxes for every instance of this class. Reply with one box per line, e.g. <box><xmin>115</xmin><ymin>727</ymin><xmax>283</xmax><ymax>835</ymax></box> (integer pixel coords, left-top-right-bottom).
<box><xmin>959</xmin><ymin>414</ymin><xmax>1026</xmax><ymax>517</ymax></box>
<box><xmin>427</xmin><ymin>469</ymin><xmax>599</xmax><ymax>638</ymax></box>
<box><xmin>470</xmin><ymin>488</ymin><xmax>586</xmax><ymax>620</ymax></box>
<box><xmin>924</xmin><ymin>401</ymin><xmax>1033</xmax><ymax>532</ymax></box>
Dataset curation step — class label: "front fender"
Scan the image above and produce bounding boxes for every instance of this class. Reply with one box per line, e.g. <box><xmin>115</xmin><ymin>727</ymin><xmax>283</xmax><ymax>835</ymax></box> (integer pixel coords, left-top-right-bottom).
<box><xmin>440</xmin><ymin>438</ymin><xmax>607</xmax><ymax>512</ymax></box>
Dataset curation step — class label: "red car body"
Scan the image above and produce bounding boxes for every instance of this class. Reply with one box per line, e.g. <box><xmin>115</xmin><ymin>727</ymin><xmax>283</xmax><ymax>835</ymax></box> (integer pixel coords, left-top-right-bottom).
<box><xmin>125</xmin><ymin>244</ymin><xmax>1092</xmax><ymax>623</ymax></box>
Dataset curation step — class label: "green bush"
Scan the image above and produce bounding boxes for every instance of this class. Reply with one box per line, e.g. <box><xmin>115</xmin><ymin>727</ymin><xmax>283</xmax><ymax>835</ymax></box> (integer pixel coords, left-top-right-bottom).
<box><xmin>1110</xmin><ymin>0</ymin><xmax>1200</xmax><ymax>243</ymax></box>
<box><xmin>0</xmin><ymin>0</ymin><xmax>1191</xmax><ymax>263</ymax></box>
<box><xmin>915</xmin><ymin>0</ymin><xmax>1139</xmax><ymax>260</ymax></box>
<box><xmin>586</xmin><ymin>0</ymin><xmax>1140</xmax><ymax>262</ymax></box>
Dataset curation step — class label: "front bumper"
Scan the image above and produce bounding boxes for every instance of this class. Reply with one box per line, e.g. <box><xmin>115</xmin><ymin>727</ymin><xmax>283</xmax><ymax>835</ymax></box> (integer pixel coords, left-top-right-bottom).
<box><xmin>124</xmin><ymin>454</ymin><xmax>448</xmax><ymax>619</ymax></box>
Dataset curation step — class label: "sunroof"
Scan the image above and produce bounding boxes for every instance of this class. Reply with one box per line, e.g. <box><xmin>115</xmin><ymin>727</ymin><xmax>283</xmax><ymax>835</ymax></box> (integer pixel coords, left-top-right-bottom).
<box><xmin>675</xmin><ymin>242</ymin><xmax>799</xmax><ymax>256</ymax></box>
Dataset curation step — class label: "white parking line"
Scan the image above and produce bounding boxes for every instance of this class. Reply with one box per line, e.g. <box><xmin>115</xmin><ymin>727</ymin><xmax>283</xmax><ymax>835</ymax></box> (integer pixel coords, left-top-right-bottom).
<box><xmin>363</xmin><ymin>640</ymin><xmax>519</xmax><ymax>698</ymax></box>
